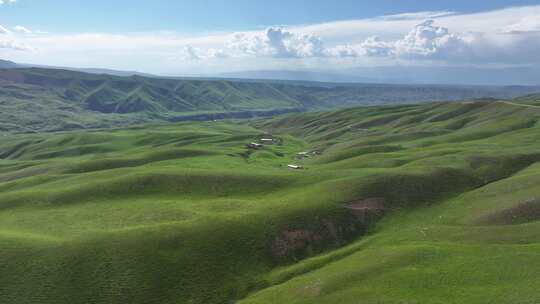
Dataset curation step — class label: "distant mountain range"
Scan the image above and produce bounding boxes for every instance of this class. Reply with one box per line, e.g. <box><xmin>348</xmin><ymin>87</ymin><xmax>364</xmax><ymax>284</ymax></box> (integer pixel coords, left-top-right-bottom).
<box><xmin>0</xmin><ymin>64</ymin><xmax>539</xmax><ymax>133</ymax></box>
<box><xmin>218</xmin><ymin>70</ymin><xmax>380</xmax><ymax>84</ymax></box>
<box><xmin>0</xmin><ymin>59</ymin><xmax>155</xmax><ymax>77</ymax></box>
<box><xmin>0</xmin><ymin>59</ymin><xmax>17</xmax><ymax>69</ymax></box>
<box><xmin>4</xmin><ymin>58</ymin><xmax>540</xmax><ymax>86</ymax></box>
<box><xmin>218</xmin><ymin>66</ymin><xmax>540</xmax><ymax>86</ymax></box>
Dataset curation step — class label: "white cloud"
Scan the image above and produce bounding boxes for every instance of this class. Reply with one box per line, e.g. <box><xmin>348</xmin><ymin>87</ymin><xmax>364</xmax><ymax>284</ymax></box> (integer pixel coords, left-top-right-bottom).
<box><xmin>0</xmin><ymin>25</ymin><xmax>11</xmax><ymax>34</ymax></box>
<box><xmin>500</xmin><ymin>15</ymin><xmax>540</xmax><ymax>34</ymax></box>
<box><xmin>320</xmin><ymin>18</ymin><xmax>540</xmax><ymax>65</ymax></box>
<box><xmin>228</xmin><ymin>21</ymin><xmax>472</xmax><ymax>61</ymax></box>
<box><xmin>207</xmin><ymin>48</ymin><xmax>229</xmax><ymax>59</ymax></box>
<box><xmin>169</xmin><ymin>44</ymin><xmax>230</xmax><ymax>62</ymax></box>
<box><xmin>0</xmin><ymin>0</ymin><xmax>17</xmax><ymax>5</ymax></box>
<box><xmin>182</xmin><ymin>45</ymin><xmax>201</xmax><ymax>61</ymax></box>
<box><xmin>375</xmin><ymin>11</ymin><xmax>457</xmax><ymax>21</ymax></box>
<box><xmin>392</xmin><ymin>20</ymin><xmax>472</xmax><ymax>59</ymax></box>
<box><xmin>3</xmin><ymin>5</ymin><xmax>540</xmax><ymax>73</ymax></box>
<box><xmin>178</xmin><ymin>45</ymin><xmax>230</xmax><ymax>61</ymax></box>
<box><xmin>0</xmin><ymin>23</ymin><xmax>31</xmax><ymax>51</ymax></box>
<box><xmin>325</xmin><ymin>36</ymin><xmax>394</xmax><ymax>58</ymax></box>
<box><xmin>359</xmin><ymin>36</ymin><xmax>395</xmax><ymax>57</ymax></box>
<box><xmin>0</xmin><ymin>39</ymin><xmax>29</xmax><ymax>50</ymax></box>
<box><xmin>230</xmin><ymin>28</ymin><xmax>325</xmax><ymax>58</ymax></box>
<box><xmin>12</xmin><ymin>25</ymin><xmax>32</xmax><ymax>34</ymax></box>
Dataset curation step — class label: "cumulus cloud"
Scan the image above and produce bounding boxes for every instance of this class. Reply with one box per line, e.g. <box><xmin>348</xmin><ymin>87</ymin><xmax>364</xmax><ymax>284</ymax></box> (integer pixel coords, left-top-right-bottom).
<box><xmin>348</xmin><ymin>19</ymin><xmax>540</xmax><ymax>64</ymax></box>
<box><xmin>179</xmin><ymin>45</ymin><xmax>229</xmax><ymax>61</ymax></box>
<box><xmin>0</xmin><ymin>28</ymin><xmax>30</xmax><ymax>51</ymax></box>
<box><xmin>0</xmin><ymin>23</ymin><xmax>32</xmax><ymax>51</ymax></box>
<box><xmin>227</xmin><ymin>21</ymin><xmax>476</xmax><ymax>62</ymax></box>
<box><xmin>207</xmin><ymin>48</ymin><xmax>229</xmax><ymax>59</ymax></box>
<box><xmin>230</xmin><ymin>28</ymin><xmax>325</xmax><ymax>58</ymax></box>
<box><xmin>321</xmin><ymin>20</ymin><xmax>474</xmax><ymax>62</ymax></box>
<box><xmin>228</xmin><ymin>21</ymin><xmax>472</xmax><ymax>62</ymax></box>
<box><xmin>393</xmin><ymin>20</ymin><xmax>472</xmax><ymax>59</ymax></box>
<box><xmin>324</xmin><ymin>44</ymin><xmax>358</xmax><ymax>58</ymax></box>
<box><xmin>325</xmin><ymin>36</ymin><xmax>393</xmax><ymax>58</ymax></box>
<box><xmin>3</xmin><ymin>5</ymin><xmax>540</xmax><ymax>73</ymax></box>
<box><xmin>358</xmin><ymin>36</ymin><xmax>395</xmax><ymax>57</ymax></box>
<box><xmin>182</xmin><ymin>45</ymin><xmax>201</xmax><ymax>60</ymax></box>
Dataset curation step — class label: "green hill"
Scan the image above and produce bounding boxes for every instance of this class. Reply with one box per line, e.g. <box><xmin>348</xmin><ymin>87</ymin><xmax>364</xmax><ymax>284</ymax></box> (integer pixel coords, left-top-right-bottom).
<box><xmin>2</xmin><ymin>100</ymin><xmax>540</xmax><ymax>303</ymax></box>
<box><xmin>1</xmin><ymin>67</ymin><xmax>539</xmax><ymax>133</ymax></box>
<box><xmin>512</xmin><ymin>93</ymin><xmax>540</xmax><ymax>106</ymax></box>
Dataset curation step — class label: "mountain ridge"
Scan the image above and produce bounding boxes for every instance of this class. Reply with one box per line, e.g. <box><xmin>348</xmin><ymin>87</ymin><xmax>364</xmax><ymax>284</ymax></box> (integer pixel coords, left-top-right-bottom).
<box><xmin>0</xmin><ymin>59</ymin><xmax>17</xmax><ymax>69</ymax></box>
<box><xmin>0</xmin><ymin>66</ymin><xmax>539</xmax><ymax>133</ymax></box>
<box><xmin>217</xmin><ymin>66</ymin><xmax>540</xmax><ymax>86</ymax></box>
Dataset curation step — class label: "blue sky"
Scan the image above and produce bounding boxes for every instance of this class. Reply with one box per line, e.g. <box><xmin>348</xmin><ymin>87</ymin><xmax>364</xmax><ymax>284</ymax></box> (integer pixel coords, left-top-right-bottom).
<box><xmin>1</xmin><ymin>1</ymin><xmax>540</xmax><ymax>76</ymax></box>
<box><xmin>1</xmin><ymin>0</ymin><xmax>540</xmax><ymax>33</ymax></box>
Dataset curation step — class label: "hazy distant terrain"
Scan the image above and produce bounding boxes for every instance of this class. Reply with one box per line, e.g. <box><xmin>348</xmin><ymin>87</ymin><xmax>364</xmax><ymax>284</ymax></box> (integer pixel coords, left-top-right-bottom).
<box><xmin>219</xmin><ymin>66</ymin><xmax>540</xmax><ymax>86</ymax></box>
<box><xmin>1</xmin><ymin>67</ymin><xmax>539</xmax><ymax>133</ymax></box>
<box><xmin>0</xmin><ymin>60</ymin><xmax>17</xmax><ymax>69</ymax></box>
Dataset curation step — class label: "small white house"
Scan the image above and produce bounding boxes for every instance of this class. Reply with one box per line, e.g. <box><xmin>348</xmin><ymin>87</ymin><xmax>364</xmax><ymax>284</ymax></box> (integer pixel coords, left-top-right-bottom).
<box><xmin>260</xmin><ymin>138</ymin><xmax>274</xmax><ymax>143</ymax></box>
<box><xmin>296</xmin><ymin>152</ymin><xmax>309</xmax><ymax>160</ymax></box>
<box><xmin>288</xmin><ymin>164</ymin><xmax>304</xmax><ymax>170</ymax></box>
<box><xmin>247</xmin><ymin>142</ymin><xmax>263</xmax><ymax>149</ymax></box>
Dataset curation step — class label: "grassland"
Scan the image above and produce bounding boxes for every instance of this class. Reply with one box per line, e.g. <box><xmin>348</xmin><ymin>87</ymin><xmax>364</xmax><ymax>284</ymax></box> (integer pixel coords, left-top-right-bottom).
<box><xmin>1</xmin><ymin>100</ymin><xmax>540</xmax><ymax>303</ymax></box>
<box><xmin>1</xmin><ymin>67</ymin><xmax>539</xmax><ymax>133</ymax></box>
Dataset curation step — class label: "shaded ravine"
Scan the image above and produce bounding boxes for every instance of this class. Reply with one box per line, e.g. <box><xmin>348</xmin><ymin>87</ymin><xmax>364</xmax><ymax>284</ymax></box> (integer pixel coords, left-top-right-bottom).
<box><xmin>234</xmin><ymin>159</ymin><xmax>540</xmax><ymax>303</ymax></box>
<box><xmin>168</xmin><ymin>108</ymin><xmax>305</xmax><ymax>122</ymax></box>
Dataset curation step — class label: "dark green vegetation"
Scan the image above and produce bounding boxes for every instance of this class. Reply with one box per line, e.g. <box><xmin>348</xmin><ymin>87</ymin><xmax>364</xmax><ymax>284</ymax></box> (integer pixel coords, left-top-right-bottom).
<box><xmin>2</xmin><ymin>99</ymin><xmax>540</xmax><ymax>303</ymax></box>
<box><xmin>1</xmin><ymin>67</ymin><xmax>539</xmax><ymax>133</ymax></box>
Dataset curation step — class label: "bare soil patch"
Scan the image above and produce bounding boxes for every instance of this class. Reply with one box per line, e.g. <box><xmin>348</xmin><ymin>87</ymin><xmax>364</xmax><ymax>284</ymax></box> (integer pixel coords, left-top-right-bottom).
<box><xmin>344</xmin><ymin>197</ymin><xmax>386</xmax><ymax>211</ymax></box>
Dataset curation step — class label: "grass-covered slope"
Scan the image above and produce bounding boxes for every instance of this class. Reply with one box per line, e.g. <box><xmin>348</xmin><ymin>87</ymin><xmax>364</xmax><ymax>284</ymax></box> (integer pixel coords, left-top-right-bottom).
<box><xmin>1</xmin><ymin>67</ymin><xmax>539</xmax><ymax>133</ymax></box>
<box><xmin>2</xmin><ymin>100</ymin><xmax>540</xmax><ymax>303</ymax></box>
<box><xmin>242</xmin><ymin>100</ymin><xmax>540</xmax><ymax>303</ymax></box>
<box><xmin>512</xmin><ymin>93</ymin><xmax>540</xmax><ymax>106</ymax></box>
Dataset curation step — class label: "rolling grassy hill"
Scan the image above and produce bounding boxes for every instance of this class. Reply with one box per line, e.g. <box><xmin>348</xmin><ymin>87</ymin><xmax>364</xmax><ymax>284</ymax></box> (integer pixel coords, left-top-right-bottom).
<box><xmin>2</xmin><ymin>99</ymin><xmax>540</xmax><ymax>303</ymax></box>
<box><xmin>512</xmin><ymin>93</ymin><xmax>540</xmax><ymax>106</ymax></box>
<box><xmin>1</xmin><ymin>67</ymin><xmax>539</xmax><ymax>133</ymax></box>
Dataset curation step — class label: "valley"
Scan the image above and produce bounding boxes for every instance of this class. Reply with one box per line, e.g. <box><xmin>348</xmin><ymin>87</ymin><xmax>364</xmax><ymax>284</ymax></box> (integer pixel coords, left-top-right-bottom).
<box><xmin>1</xmin><ymin>68</ymin><xmax>539</xmax><ymax>133</ymax></box>
<box><xmin>2</xmin><ymin>100</ymin><xmax>540</xmax><ymax>303</ymax></box>
<box><xmin>3</xmin><ymin>1</ymin><xmax>540</xmax><ymax>303</ymax></box>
